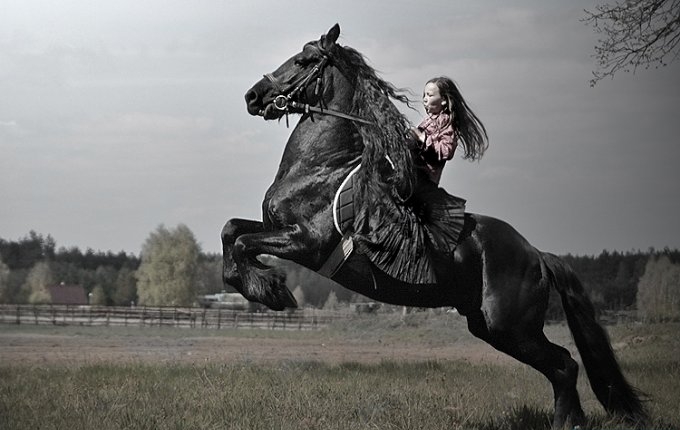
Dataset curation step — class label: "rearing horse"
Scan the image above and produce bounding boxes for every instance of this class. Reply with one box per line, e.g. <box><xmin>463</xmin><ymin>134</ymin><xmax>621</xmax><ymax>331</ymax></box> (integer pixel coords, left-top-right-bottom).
<box><xmin>222</xmin><ymin>24</ymin><xmax>646</xmax><ymax>429</ymax></box>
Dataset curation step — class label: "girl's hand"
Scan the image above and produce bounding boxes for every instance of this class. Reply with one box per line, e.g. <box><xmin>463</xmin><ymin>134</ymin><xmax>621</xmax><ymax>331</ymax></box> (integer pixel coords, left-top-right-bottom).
<box><xmin>410</xmin><ymin>127</ymin><xmax>426</xmax><ymax>143</ymax></box>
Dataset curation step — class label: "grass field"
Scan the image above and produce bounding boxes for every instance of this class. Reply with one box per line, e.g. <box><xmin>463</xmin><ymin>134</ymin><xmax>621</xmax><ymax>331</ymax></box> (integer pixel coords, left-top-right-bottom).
<box><xmin>1</xmin><ymin>314</ymin><xmax>678</xmax><ymax>429</ymax></box>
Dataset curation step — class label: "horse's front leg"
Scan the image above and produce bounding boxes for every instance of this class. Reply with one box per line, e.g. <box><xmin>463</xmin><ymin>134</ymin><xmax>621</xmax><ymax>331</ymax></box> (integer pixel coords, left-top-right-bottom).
<box><xmin>221</xmin><ymin>218</ymin><xmax>264</xmax><ymax>295</ymax></box>
<box><xmin>232</xmin><ymin>223</ymin><xmax>316</xmax><ymax>311</ymax></box>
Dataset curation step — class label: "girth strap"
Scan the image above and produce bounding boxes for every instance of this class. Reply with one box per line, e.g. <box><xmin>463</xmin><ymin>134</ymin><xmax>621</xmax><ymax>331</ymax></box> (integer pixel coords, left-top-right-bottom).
<box><xmin>317</xmin><ymin>234</ymin><xmax>354</xmax><ymax>278</ymax></box>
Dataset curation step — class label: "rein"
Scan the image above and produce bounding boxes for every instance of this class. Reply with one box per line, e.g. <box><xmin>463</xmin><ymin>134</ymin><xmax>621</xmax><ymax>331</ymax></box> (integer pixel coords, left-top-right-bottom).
<box><xmin>260</xmin><ymin>48</ymin><xmax>374</xmax><ymax>127</ymax></box>
<box><xmin>273</xmin><ymin>98</ymin><xmax>375</xmax><ymax>126</ymax></box>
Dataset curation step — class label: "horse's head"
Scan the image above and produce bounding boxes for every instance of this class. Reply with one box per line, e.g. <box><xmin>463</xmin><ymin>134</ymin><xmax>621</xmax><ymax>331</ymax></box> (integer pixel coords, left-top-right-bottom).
<box><xmin>245</xmin><ymin>24</ymin><xmax>343</xmax><ymax>120</ymax></box>
<box><xmin>245</xmin><ymin>23</ymin><xmax>417</xmax><ymax>205</ymax></box>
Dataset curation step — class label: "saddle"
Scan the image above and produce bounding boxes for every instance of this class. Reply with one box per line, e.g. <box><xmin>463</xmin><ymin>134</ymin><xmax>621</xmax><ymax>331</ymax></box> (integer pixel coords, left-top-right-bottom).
<box><xmin>324</xmin><ymin>164</ymin><xmax>465</xmax><ymax>284</ymax></box>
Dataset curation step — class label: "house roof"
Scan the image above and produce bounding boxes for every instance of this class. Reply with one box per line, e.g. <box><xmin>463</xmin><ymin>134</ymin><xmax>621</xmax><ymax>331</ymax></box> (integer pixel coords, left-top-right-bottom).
<box><xmin>47</xmin><ymin>284</ymin><xmax>88</xmax><ymax>305</ymax></box>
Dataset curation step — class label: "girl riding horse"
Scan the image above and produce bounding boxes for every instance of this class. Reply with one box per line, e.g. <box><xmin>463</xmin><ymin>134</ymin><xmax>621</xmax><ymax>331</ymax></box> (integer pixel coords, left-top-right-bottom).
<box><xmin>223</xmin><ymin>24</ymin><xmax>646</xmax><ymax>429</ymax></box>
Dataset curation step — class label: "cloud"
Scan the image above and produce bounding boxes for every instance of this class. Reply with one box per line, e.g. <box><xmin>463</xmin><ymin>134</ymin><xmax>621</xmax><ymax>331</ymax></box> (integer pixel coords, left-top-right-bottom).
<box><xmin>1</xmin><ymin>0</ymin><xmax>679</xmax><ymax>255</ymax></box>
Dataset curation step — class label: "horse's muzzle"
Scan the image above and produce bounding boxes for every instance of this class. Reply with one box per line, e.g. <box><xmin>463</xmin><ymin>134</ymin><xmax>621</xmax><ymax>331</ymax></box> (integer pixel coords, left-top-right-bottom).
<box><xmin>245</xmin><ymin>88</ymin><xmax>263</xmax><ymax>116</ymax></box>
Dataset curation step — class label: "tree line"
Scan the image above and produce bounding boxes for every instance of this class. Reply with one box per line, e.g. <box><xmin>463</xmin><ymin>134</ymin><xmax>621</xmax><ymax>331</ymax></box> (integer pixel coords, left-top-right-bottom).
<box><xmin>1</xmin><ymin>229</ymin><xmax>678</xmax><ymax>320</ymax></box>
<box><xmin>544</xmin><ymin>249</ymin><xmax>680</xmax><ymax>320</ymax></box>
<box><xmin>0</xmin><ymin>228</ymin><xmax>222</xmax><ymax>307</ymax></box>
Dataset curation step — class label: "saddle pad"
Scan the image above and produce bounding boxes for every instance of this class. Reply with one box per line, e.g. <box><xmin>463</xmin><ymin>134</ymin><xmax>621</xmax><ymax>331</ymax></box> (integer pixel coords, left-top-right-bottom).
<box><xmin>333</xmin><ymin>164</ymin><xmax>361</xmax><ymax>235</ymax></box>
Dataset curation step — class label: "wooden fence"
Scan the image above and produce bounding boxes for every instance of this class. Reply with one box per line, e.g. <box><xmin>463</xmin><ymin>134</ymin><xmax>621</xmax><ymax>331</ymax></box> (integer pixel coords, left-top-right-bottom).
<box><xmin>0</xmin><ymin>304</ymin><xmax>349</xmax><ymax>331</ymax></box>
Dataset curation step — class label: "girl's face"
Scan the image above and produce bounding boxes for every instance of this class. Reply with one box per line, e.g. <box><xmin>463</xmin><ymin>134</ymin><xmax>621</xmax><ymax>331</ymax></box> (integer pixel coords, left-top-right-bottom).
<box><xmin>423</xmin><ymin>82</ymin><xmax>445</xmax><ymax>115</ymax></box>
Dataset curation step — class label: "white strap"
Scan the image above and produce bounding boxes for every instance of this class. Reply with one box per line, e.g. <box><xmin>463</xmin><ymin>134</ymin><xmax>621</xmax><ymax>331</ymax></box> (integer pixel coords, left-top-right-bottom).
<box><xmin>332</xmin><ymin>163</ymin><xmax>362</xmax><ymax>235</ymax></box>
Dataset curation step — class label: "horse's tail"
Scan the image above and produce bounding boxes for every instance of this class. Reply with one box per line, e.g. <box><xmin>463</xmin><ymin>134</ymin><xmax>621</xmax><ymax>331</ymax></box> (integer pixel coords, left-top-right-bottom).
<box><xmin>542</xmin><ymin>252</ymin><xmax>648</xmax><ymax>424</ymax></box>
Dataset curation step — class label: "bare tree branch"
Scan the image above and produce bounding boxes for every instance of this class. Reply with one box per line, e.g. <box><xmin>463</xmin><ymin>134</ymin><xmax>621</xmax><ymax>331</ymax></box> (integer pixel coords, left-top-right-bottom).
<box><xmin>583</xmin><ymin>0</ymin><xmax>680</xmax><ymax>85</ymax></box>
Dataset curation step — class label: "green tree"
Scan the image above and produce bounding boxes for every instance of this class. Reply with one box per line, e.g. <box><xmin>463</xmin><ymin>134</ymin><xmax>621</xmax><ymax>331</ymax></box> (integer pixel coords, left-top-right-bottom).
<box><xmin>323</xmin><ymin>291</ymin><xmax>339</xmax><ymax>310</ymax></box>
<box><xmin>637</xmin><ymin>255</ymin><xmax>680</xmax><ymax>321</ymax></box>
<box><xmin>90</xmin><ymin>285</ymin><xmax>107</xmax><ymax>305</ymax></box>
<box><xmin>112</xmin><ymin>266</ymin><xmax>137</xmax><ymax>306</ymax></box>
<box><xmin>0</xmin><ymin>231</ymin><xmax>55</xmax><ymax>269</ymax></box>
<box><xmin>612</xmin><ymin>260</ymin><xmax>636</xmax><ymax>306</ymax></box>
<box><xmin>5</xmin><ymin>269</ymin><xmax>29</xmax><ymax>303</ymax></box>
<box><xmin>196</xmin><ymin>255</ymin><xmax>223</xmax><ymax>296</ymax></box>
<box><xmin>92</xmin><ymin>265</ymin><xmax>117</xmax><ymax>305</ymax></box>
<box><xmin>0</xmin><ymin>257</ymin><xmax>11</xmax><ymax>303</ymax></box>
<box><xmin>135</xmin><ymin>224</ymin><xmax>201</xmax><ymax>306</ymax></box>
<box><xmin>22</xmin><ymin>261</ymin><xmax>54</xmax><ymax>304</ymax></box>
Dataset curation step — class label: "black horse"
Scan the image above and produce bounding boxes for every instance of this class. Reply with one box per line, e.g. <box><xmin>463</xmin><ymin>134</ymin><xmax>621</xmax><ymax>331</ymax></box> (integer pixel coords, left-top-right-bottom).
<box><xmin>222</xmin><ymin>24</ymin><xmax>646</xmax><ymax>429</ymax></box>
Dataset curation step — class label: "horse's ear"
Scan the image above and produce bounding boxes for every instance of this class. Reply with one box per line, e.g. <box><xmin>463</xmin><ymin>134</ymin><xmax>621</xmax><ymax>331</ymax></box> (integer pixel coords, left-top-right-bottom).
<box><xmin>321</xmin><ymin>24</ymin><xmax>340</xmax><ymax>50</ymax></box>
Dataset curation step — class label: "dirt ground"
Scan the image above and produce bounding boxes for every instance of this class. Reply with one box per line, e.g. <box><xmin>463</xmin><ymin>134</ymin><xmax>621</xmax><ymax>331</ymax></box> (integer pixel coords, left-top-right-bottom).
<box><xmin>0</xmin><ymin>326</ymin><xmax>531</xmax><ymax>367</ymax></box>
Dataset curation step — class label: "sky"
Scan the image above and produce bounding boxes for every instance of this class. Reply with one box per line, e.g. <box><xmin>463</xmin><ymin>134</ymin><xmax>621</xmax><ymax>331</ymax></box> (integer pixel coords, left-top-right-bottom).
<box><xmin>2</xmin><ymin>0</ymin><xmax>679</xmax><ymax>257</ymax></box>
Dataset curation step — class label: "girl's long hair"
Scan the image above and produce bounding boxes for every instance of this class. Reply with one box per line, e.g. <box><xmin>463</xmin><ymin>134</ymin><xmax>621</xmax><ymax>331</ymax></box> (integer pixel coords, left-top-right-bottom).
<box><xmin>427</xmin><ymin>76</ymin><xmax>488</xmax><ymax>161</ymax></box>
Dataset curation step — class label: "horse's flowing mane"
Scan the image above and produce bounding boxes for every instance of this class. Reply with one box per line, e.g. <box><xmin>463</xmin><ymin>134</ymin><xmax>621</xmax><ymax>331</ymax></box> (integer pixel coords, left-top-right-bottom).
<box><xmin>334</xmin><ymin>45</ymin><xmax>416</xmax><ymax>201</ymax></box>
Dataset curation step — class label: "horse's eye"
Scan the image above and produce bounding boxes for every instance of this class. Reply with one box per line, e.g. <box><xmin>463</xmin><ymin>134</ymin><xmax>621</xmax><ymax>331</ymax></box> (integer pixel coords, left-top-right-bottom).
<box><xmin>294</xmin><ymin>57</ymin><xmax>312</xmax><ymax>67</ymax></box>
<box><xmin>295</xmin><ymin>53</ymin><xmax>320</xmax><ymax>67</ymax></box>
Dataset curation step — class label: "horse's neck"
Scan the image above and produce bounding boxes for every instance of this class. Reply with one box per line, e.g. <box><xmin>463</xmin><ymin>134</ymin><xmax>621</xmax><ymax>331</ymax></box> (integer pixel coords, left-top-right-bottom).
<box><xmin>282</xmin><ymin>116</ymin><xmax>363</xmax><ymax>171</ymax></box>
<box><xmin>279</xmin><ymin>69</ymin><xmax>362</xmax><ymax>174</ymax></box>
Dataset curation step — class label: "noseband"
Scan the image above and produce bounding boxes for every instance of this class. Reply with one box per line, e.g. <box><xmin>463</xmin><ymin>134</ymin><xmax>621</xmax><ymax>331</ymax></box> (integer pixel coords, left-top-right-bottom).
<box><xmin>260</xmin><ymin>47</ymin><xmax>374</xmax><ymax>126</ymax></box>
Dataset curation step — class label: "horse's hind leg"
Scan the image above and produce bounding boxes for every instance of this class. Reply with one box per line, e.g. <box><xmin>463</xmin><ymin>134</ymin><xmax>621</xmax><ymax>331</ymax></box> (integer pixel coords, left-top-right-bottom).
<box><xmin>467</xmin><ymin>316</ymin><xmax>586</xmax><ymax>429</ymax></box>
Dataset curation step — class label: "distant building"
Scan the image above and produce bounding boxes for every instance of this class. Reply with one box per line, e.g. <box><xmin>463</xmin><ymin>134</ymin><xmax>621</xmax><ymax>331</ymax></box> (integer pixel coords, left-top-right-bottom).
<box><xmin>350</xmin><ymin>302</ymin><xmax>381</xmax><ymax>314</ymax></box>
<box><xmin>47</xmin><ymin>283</ymin><xmax>88</xmax><ymax>305</ymax></box>
<box><xmin>197</xmin><ymin>291</ymin><xmax>262</xmax><ymax>311</ymax></box>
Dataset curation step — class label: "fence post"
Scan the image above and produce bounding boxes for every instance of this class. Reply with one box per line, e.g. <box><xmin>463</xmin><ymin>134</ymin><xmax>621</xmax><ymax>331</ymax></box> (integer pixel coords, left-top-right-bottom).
<box><xmin>217</xmin><ymin>308</ymin><xmax>221</xmax><ymax>329</ymax></box>
<box><xmin>15</xmin><ymin>305</ymin><xmax>20</xmax><ymax>325</ymax></box>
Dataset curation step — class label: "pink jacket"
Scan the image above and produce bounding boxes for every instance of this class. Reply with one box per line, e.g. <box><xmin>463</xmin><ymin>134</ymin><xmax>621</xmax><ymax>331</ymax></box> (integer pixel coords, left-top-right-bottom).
<box><xmin>416</xmin><ymin>113</ymin><xmax>457</xmax><ymax>184</ymax></box>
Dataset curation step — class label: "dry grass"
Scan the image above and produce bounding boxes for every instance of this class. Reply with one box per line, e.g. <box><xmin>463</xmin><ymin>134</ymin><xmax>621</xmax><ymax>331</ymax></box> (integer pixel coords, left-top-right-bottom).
<box><xmin>0</xmin><ymin>315</ymin><xmax>678</xmax><ymax>429</ymax></box>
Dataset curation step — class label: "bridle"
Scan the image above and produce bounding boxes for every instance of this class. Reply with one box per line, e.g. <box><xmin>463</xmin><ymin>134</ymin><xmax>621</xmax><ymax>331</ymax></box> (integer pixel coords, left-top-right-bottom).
<box><xmin>260</xmin><ymin>45</ymin><xmax>374</xmax><ymax>127</ymax></box>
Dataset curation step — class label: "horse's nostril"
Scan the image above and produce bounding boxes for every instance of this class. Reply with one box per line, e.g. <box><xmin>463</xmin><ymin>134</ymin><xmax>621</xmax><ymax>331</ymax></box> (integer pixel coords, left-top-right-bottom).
<box><xmin>245</xmin><ymin>89</ymin><xmax>263</xmax><ymax>116</ymax></box>
<box><xmin>245</xmin><ymin>90</ymin><xmax>258</xmax><ymax>104</ymax></box>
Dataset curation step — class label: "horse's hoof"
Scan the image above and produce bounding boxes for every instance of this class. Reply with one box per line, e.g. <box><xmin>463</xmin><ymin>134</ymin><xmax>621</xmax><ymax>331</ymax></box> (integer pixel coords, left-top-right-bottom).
<box><xmin>266</xmin><ymin>286</ymin><xmax>298</xmax><ymax>311</ymax></box>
